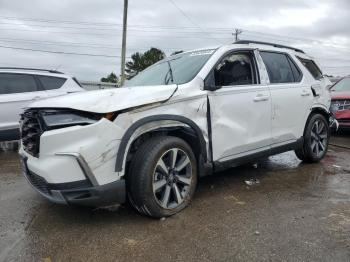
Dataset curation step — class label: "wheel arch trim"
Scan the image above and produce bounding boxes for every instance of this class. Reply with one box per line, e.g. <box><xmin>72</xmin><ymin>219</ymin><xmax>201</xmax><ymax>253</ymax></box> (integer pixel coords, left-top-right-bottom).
<box><xmin>310</xmin><ymin>105</ymin><xmax>331</xmax><ymax>122</ymax></box>
<box><xmin>115</xmin><ymin>115</ymin><xmax>208</xmax><ymax>172</ymax></box>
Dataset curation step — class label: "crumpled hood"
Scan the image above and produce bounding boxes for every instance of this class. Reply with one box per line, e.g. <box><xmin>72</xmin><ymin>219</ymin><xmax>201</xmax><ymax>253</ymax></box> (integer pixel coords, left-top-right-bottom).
<box><xmin>29</xmin><ymin>84</ymin><xmax>177</xmax><ymax>113</ymax></box>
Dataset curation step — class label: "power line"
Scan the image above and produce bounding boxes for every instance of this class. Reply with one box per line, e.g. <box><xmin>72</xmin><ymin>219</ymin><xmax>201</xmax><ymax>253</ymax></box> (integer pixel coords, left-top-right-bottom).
<box><xmin>0</xmin><ymin>22</ymin><xmax>239</xmax><ymax>35</ymax></box>
<box><xmin>0</xmin><ymin>27</ymin><xmax>233</xmax><ymax>40</ymax></box>
<box><xmin>0</xmin><ymin>44</ymin><xmax>124</xmax><ymax>58</ymax></box>
<box><xmin>0</xmin><ymin>37</ymin><xmax>184</xmax><ymax>50</ymax></box>
<box><xmin>0</xmin><ymin>15</ymin><xmax>349</xmax><ymax>50</ymax></box>
<box><xmin>166</xmin><ymin>0</ymin><xmax>223</xmax><ymax>43</ymax></box>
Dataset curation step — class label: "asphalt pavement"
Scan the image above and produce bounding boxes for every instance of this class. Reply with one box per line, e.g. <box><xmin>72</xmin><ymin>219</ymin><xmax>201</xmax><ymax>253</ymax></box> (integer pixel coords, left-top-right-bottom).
<box><xmin>0</xmin><ymin>140</ymin><xmax>349</xmax><ymax>261</ymax></box>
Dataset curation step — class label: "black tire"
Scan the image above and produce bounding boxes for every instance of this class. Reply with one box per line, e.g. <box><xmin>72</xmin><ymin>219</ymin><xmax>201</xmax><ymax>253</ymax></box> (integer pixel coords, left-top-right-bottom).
<box><xmin>295</xmin><ymin>113</ymin><xmax>329</xmax><ymax>163</ymax></box>
<box><xmin>127</xmin><ymin>136</ymin><xmax>197</xmax><ymax>218</ymax></box>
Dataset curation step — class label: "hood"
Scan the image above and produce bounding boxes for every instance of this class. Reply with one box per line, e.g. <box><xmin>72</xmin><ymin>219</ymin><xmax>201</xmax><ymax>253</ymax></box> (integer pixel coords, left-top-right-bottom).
<box><xmin>331</xmin><ymin>91</ymin><xmax>350</xmax><ymax>100</ymax></box>
<box><xmin>29</xmin><ymin>85</ymin><xmax>178</xmax><ymax>113</ymax></box>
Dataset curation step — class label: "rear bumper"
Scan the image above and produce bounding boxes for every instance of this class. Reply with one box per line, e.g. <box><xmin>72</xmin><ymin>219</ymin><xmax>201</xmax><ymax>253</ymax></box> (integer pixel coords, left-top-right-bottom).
<box><xmin>20</xmin><ymin>155</ymin><xmax>126</xmax><ymax>207</ymax></box>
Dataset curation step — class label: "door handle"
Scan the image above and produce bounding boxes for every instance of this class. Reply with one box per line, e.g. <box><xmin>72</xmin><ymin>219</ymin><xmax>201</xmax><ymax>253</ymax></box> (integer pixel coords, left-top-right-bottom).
<box><xmin>301</xmin><ymin>90</ymin><xmax>311</xmax><ymax>97</ymax></box>
<box><xmin>32</xmin><ymin>96</ymin><xmax>42</xmax><ymax>101</ymax></box>
<box><xmin>254</xmin><ymin>94</ymin><xmax>269</xmax><ymax>102</ymax></box>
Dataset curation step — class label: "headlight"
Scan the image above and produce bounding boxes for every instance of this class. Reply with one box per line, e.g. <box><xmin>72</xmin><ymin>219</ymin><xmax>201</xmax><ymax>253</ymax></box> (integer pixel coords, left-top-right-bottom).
<box><xmin>41</xmin><ymin>110</ymin><xmax>102</xmax><ymax>129</ymax></box>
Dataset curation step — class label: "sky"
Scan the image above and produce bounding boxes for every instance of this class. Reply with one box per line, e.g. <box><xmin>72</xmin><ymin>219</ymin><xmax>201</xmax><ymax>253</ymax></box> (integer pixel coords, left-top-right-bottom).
<box><xmin>0</xmin><ymin>0</ymin><xmax>349</xmax><ymax>81</ymax></box>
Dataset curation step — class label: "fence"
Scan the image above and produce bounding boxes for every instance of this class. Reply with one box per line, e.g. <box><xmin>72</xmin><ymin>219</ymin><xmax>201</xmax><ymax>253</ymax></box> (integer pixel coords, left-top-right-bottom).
<box><xmin>79</xmin><ymin>81</ymin><xmax>119</xmax><ymax>91</ymax></box>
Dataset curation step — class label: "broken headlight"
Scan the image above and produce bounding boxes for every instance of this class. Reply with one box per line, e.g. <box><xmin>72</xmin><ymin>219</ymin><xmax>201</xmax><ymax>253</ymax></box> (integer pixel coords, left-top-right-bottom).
<box><xmin>41</xmin><ymin>110</ymin><xmax>102</xmax><ymax>129</ymax></box>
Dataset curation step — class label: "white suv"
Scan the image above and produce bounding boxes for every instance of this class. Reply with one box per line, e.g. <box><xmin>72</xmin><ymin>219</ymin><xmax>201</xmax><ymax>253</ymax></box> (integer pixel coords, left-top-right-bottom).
<box><xmin>19</xmin><ymin>41</ymin><xmax>332</xmax><ymax>218</ymax></box>
<box><xmin>0</xmin><ymin>68</ymin><xmax>84</xmax><ymax>142</ymax></box>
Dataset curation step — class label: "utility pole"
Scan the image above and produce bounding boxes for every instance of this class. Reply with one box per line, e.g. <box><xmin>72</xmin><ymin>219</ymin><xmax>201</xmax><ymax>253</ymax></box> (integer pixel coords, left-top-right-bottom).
<box><xmin>120</xmin><ymin>0</ymin><xmax>128</xmax><ymax>86</ymax></box>
<box><xmin>233</xmin><ymin>28</ymin><xmax>243</xmax><ymax>42</ymax></box>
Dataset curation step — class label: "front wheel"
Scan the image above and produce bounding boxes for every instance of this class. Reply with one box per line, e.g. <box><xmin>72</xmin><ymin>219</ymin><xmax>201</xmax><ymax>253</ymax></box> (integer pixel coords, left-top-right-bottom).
<box><xmin>295</xmin><ymin>113</ymin><xmax>329</xmax><ymax>163</ymax></box>
<box><xmin>127</xmin><ymin>136</ymin><xmax>197</xmax><ymax>218</ymax></box>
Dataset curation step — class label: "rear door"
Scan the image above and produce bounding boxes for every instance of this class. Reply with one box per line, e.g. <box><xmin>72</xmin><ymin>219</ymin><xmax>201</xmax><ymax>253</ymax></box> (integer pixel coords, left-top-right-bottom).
<box><xmin>259</xmin><ymin>51</ymin><xmax>312</xmax><ymax>145</ymax></box>
<box><xmin>0</xmin><ymin>73</ymin><xmax>47</xmax><ymax>140</ymax></box>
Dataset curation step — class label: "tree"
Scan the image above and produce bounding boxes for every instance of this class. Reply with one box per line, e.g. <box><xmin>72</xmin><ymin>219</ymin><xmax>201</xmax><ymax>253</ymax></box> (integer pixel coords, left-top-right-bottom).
<box><xmin>125</xmin><ymin>47</ymin><xmax>165</xmax><ymax>79</ymax></box>
<box><xmin>101</xmin><ymin>72</ymin><xmax>118</xmax><ymax>83</ymax></box>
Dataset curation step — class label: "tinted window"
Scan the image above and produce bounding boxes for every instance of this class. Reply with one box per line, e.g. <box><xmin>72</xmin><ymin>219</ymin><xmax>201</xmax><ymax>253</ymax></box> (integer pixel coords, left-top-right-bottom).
<box><xmin>37</xmin><ymin>75</ymin><xmax>67</xmax><ymax>90</ymax></box>
<box><xmin>213</xmin><ymin>52</ymin><xmax>255</xmax><ymax>86</ymax></box>
<box><xmin>0</xmin><ymin>73</ymin><xmax>38</xmax><ymax>95</ymax></box>
<box><xmin>297</xmin><ymin>57</ymin><xmax>323</xmax><ymax>80</ymax></box>
<box><xmin>260</xmin><ymin>52</ymin><xmax>296</xmax><ymax>84</ymax></box>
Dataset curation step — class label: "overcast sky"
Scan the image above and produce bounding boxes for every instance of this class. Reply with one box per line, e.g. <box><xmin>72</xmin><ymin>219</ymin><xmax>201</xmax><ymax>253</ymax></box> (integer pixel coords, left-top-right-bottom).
<box><xmin>0</xmin><ymin>0</ymin><xmax>349</xmax><ymax>81</ymax></box>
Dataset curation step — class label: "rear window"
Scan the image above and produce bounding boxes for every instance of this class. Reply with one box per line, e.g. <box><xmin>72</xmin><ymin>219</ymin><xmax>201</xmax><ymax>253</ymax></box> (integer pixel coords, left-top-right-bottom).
<box><xmin>260</xmin><ymin>52</ymin><xmax>302</xmax><ymax>84</ymax></box>
<box><xmin>297</xmin><ymin>57</ymin><xmax>323</xmax><ymax>80</ymax></box>
<box><xmin>37</xmin><ymin>75</ymin><xmax>67</xmax><ymax>90</ymax></box>
<box><xmin>0</xmin><ymin>73</ymin><xmax>38</xmax><ymax>94</ymax></box>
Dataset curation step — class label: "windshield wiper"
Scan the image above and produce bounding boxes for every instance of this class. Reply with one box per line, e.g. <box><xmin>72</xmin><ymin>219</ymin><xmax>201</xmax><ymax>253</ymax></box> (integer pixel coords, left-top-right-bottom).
<box><xmin>164</xmin><ymin>60</ymin><xmax>174</xmax><ymax>85</ymax></box>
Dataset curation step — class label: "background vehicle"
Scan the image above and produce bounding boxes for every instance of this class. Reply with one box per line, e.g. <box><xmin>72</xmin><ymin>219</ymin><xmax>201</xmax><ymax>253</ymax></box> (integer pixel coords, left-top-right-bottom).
<box><xmin>330</xmin><ymin>77</ymin><xmax>350</xmax><ymax>129</ymax></box>
<box><xmin>19</xmin><ymin>41</ymin><xmax>331</xmax><ymax>218</ymax></box>
<box><xmin>0</xmin><ymin>68</ymin><xmax>84</xmax><ymax>141</ymax></box>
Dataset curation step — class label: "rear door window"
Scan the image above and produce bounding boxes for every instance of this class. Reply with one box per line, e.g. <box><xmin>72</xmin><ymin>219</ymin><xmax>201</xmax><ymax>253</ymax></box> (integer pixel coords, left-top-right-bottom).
<box><xmin>297</xmin><ymin>57</ymin><xmax>323</xmax><ymax>80</ymax></box>
<box><xmin>37</xmin><ymin>75</ymin><xmax>67</xmax><ymax>90</ymax></box>
<box><xmin>0</xmin><ymin>73</ymin><xmax>38</xmax><ymax>94</ymax></box>
<box><xmin>260</xmin><ymin>52</ymin><xmax>300</xmax><ymax>84</ymax></box>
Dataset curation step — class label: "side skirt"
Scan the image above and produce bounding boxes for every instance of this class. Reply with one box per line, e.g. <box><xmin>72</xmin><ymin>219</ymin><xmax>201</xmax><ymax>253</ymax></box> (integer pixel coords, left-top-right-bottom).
<box><xmin>213</xmin><ymin>138</ymin><xmax>304</xmax><ymax>173</ymax></box>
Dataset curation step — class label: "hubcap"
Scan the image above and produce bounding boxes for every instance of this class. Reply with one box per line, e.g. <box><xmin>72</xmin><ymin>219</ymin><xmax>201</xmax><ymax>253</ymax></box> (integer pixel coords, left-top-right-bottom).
<box><xmin>310</xmin><ymin>120</ymin><xmax>328</xmax><ymax>157</ymax></box>
<box><xmin>152</xmin><ymin>148</ymin><xmax>192</xmax><ymax>209</ymax></box>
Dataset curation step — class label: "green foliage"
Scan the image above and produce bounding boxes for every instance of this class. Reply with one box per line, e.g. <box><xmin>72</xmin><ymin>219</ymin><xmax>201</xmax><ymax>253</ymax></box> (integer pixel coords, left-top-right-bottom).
<box><xmin>101</xmin><ymin>72</ymin><xmax>118</xmax><ymax>83</ymax></box>
<box><xmin>125</xmin><ymin>47</ymin><xmax>165</xmax><ymax>79</ymax></box>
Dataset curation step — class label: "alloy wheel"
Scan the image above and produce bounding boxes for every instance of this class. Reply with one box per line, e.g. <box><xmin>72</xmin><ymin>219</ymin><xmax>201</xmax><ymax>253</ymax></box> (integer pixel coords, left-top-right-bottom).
<box><xmin>152</xmin><ymin>148</ymin><xmax>192</xmax><ymax>209</ymax></box>
<box><xmin>310</xmin><ymin>120</ymin><xmax>328</xmax><ymax>157</ymax></box>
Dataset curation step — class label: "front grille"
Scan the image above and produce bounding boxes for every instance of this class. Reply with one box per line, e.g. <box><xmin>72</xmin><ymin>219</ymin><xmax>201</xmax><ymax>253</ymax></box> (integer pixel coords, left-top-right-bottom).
<box><xmin>331</xmin><ymin>100</ymin><xmax>350</xmax><ymax>111</ymax></box>
<box><xmin>20</xmin><ymin>110</ymin><xmax>43</xmax><ymax>157</ymax></box>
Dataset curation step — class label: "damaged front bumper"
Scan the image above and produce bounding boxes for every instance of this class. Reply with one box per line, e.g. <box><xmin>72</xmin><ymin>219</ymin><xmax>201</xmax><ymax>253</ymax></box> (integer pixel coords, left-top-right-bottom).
<box><xmin>19</xmin><ymin>117</ymin><xmax>128</xmax><ymax>207</ymax></box>
<box><xmin>20</xmin><ymin>155</ymin><xmax>125</xmax><ymax>206</ymax></box>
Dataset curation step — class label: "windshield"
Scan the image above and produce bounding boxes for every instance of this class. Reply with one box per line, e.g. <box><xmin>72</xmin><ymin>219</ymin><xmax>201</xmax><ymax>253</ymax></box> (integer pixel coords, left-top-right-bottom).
<box><xmin>125</xmin><ymin>49</ymin><xmax>216</xmax><ymax>87</ymax></box>
<box><xmin>332</xmin><ymin>78</ymin><xmax>350</xmax><ymax>92</ymax></box>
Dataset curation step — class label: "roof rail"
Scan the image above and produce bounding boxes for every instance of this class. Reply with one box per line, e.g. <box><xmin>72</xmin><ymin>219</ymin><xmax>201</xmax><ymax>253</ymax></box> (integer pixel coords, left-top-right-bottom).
<box><xmin>234</xmin><ymin>40</ymin><xmax>305</xmax><ymax>54</ymax></box>
<box><xmin>0</xmin><ymin>67</ymin><xmax>64</xmax><ymax>74</ymax></box>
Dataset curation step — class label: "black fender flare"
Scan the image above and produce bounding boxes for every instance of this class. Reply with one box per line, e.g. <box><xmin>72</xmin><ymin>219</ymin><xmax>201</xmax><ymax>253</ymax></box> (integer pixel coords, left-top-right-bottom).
<box><xmin>115</xmin><ymin>114</ymin><xmax>208</xmax><ymax>172</ymax></box>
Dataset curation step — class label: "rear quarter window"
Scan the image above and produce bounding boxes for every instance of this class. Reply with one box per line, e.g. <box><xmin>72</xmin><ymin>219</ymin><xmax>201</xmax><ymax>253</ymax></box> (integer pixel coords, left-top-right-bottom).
<box><xmin>37</xmin><ymin>75</ymin><xmax>67</xmax><ymax>90</ymax></box>
<box><xmin>297</xmin><ymin>57</ymin><xmax>323</xmax><ymax>80</ymax></box>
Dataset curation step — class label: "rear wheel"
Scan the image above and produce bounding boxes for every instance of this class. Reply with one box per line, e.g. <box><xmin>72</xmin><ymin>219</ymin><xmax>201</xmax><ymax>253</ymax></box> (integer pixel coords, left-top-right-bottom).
<box><xmin>295</xmin><ymin>113</ymin><xmax>329</xmax><ymax>163</ymax></box>
<box><xmin>127</xmin><ymin>136</ymin><xmax>197</xmax><ymax>218</ymax></box>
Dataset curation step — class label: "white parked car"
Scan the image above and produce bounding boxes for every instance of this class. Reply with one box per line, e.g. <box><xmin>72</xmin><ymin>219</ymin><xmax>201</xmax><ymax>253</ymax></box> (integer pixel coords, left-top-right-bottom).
<box><xmin>0</xmin><ymin>68</ymin><xmax>84</xmax><ymax>141</ymax></box>
<box><xmin>19</xmin><ymin>41</ymin><xmax>332</xmax><ymax>218</ymax></box>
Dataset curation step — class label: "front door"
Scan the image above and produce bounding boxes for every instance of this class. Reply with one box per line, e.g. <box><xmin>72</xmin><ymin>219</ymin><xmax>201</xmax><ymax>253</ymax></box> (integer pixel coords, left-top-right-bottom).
<box><xmin>206</xmin><ymin>50</ymin><xmax>272</xmax><ymax>162</ymax></box>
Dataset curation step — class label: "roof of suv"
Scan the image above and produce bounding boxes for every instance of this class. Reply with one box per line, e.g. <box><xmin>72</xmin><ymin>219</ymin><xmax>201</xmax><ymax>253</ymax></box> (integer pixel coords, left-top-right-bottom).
<box><xmin>0</xmin><ymin>67</ymin><xmax>70</xmax><ymax>78</ymax></box>
<box><xmin>190</xmin><ymin>40</ymin><xmax>310</xmax><ymax>57</ymax></box>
